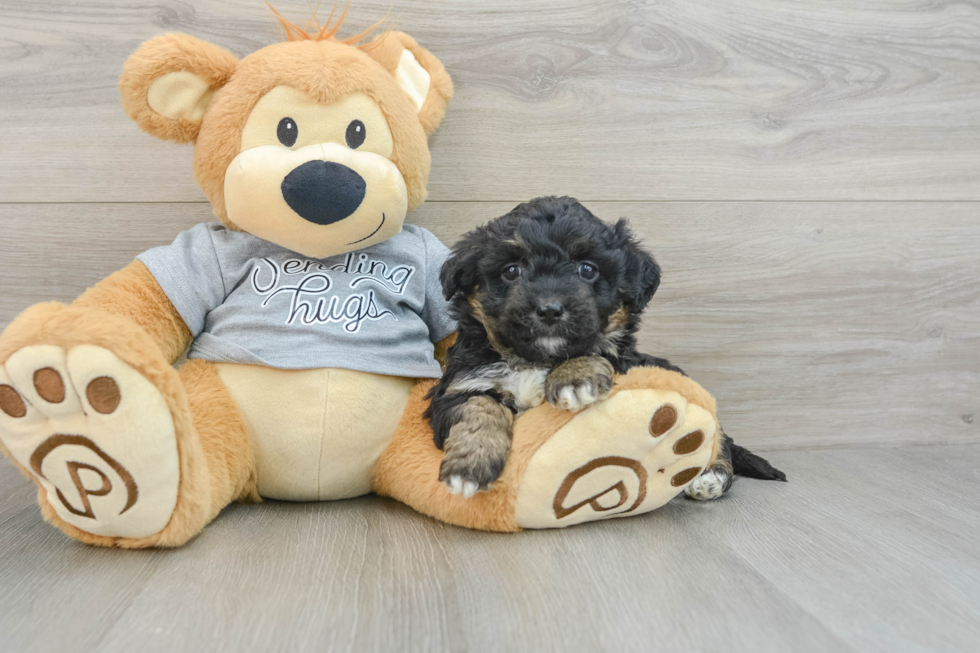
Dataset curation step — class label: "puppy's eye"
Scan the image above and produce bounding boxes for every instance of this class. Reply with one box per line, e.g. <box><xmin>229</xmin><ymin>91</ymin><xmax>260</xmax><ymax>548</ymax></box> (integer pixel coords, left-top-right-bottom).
<box><xmin>578</xmin><ymin>262</ymin><xmax>599</xmax><ymax>281</ymax></box>
<box><xmin>502</xmin><ymin>264</ymin><xmax>523</xmax><ymax>282</ymax></box>
<box><xmin>277</xmin><ymin>117</ymin><xmax>298</xmax><ymax>147</ymax></box>
<box><xmin>346</xmin><ymin>120</ymin><xmax>366</xmax><ymax>149</ymax></box>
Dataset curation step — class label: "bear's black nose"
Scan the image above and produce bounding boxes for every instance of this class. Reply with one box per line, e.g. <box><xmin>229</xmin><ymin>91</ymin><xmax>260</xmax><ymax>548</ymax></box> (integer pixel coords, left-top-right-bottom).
<box><xmin>281</xmin><ymin>160</ymin><xmax>366</xmax><ymax>226</ymax></box>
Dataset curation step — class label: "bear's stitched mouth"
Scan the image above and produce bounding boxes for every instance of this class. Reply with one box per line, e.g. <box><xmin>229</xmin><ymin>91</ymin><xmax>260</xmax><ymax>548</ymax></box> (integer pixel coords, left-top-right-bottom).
<box><xmin>347</xmin><ymin>213</ymin><xmax>385</xmax><ymax>245</ymax></box>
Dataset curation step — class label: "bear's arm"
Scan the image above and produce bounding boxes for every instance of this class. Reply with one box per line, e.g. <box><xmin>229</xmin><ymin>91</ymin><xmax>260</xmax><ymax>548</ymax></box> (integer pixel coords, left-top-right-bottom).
<box><xmin>73</xmin><ymin>260</ymin><xmax>193</xmax><ymax>364</ymax></box>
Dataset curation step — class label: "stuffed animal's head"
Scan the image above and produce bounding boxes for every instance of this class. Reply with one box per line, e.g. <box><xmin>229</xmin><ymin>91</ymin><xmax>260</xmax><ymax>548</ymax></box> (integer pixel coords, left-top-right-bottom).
<box><xmin>119</xmin><ymin>9</ymin><xmax>452</xmax><ymax>258</ymax></box>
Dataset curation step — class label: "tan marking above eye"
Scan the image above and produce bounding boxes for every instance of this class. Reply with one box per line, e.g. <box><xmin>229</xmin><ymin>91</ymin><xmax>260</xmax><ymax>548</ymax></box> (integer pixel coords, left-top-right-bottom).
<box><xmin>240</xmin><ymin>86</ymin><xmax>393</xmax><ymax>158</ymax></box>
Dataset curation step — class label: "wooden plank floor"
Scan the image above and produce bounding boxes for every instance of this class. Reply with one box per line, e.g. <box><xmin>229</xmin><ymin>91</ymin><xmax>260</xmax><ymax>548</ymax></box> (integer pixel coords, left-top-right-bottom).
<box><xmin>1</xmin><ymin>1</ymin><xmax>979</xmax><ymax>651</ymax></box>
<box><xmin>1</xmin><ymin>444</ymin><xmax>979</xmax><ymax>653</ymax></box>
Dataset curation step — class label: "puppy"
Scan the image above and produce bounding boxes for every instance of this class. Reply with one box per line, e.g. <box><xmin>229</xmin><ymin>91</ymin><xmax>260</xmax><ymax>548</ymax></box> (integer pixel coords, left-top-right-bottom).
<box><xmin>425</xmin><ymin>196</ymin><xmax>785</xmax><ymax>499</ymax></box>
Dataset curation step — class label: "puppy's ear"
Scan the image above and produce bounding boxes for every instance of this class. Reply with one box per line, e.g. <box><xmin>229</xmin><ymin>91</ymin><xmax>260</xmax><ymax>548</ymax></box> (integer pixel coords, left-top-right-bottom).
<box><xmin>120</xmin><ymin>34</ymin><xmax>238</xmax><ymax>144</ymax></box>
<box><xmin>615</xmin><ymin>219</ymin><xmax>661</xmax><ymax>313</ymax></box>
<box><xmin>440</xmin><ymin>231</ymin><xmax>486</xmax><ymax>301</ymax></box>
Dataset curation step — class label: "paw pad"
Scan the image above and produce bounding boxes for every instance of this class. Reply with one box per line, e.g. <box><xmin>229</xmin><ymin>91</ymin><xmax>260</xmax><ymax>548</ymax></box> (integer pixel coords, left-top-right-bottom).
<box><xmin>649</xmin><ymin>404</ymin><xmax>678</xmax><ymax>436</ymax></box>
<box><xmin>670</xmin><ymin>467</ymin><xmax>702</xmax><ymax>487</ymax></box>
<box><xmin>0</xmin><ymin>344</ymin><xmax>180</xmax><ymax>539</ymax></box>
<box><xmin>86</xmin><ymin>377</ymin><xmax>121</xmax><ymax>414</ymax></box>
<box><xmin>515</xmin><ymin>387</ymin><xmax>716</xmax><ymax>529</ymax></box>
<box><xmin>673</xmin><ymin>430</ymin><xmax>704</xmax><ymax>455</ymax></box>
<box><xmin>0</xmin><ymin>385</ymin><xmax>26</xmax><ymax>418</ymax></box>
<box><xmin>33</xmin><ymin>368</ymin><xmax>65</xmax><ymax>403</ymax></box>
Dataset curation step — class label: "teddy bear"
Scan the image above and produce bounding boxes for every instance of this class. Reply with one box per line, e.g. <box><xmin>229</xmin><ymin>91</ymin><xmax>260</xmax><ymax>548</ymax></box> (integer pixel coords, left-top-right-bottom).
<box><xmin>0</xmin><ymin>10</ymin><xmax>721</xmax><ymax>547</ymax></box>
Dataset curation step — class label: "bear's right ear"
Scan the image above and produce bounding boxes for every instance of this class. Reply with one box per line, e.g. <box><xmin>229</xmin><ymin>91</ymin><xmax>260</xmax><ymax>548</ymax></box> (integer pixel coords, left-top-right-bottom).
<box><xmin>120</xmin><ymin>33</ymin><xmax>238</xmax><ymax>144</ymax></box>
<box><xmin>363</xmin><ymin>31</ymin><xmax>453</xmax><ymax>137</ymax></box>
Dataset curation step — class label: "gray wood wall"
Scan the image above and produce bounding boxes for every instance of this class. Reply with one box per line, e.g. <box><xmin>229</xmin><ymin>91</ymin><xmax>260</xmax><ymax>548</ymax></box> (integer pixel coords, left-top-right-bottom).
<box><xmin>1</xmin><ymin>0</ymin><xmax>978</xmax><ymax>450</ymax></box>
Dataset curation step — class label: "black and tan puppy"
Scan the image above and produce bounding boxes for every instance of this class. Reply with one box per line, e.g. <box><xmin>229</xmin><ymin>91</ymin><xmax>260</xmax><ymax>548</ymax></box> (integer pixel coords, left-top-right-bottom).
<box><xmin>425</xmin><ymin>196</ymin><xmax>785</xmax><ymax>498</ymax></box>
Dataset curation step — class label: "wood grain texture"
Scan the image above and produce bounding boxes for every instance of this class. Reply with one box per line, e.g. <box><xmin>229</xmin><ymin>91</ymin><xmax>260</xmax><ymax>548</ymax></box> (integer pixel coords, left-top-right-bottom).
<box><xmin>2</xmin><ymin>201</ymin><xmax>977</xmax><ymax>450</ymax></box>
<box><xmin>1</xmin><ymin>444</ymin><xmax>979</xmax><ymax>652</ymax></box>
<box><xmin>0</xmin><ymin>0</ymin><xmax>979</xmax><ymax>202</ymax></box>
<box><xmin>1</xmin><ymin>2</ymin><xmax>978</xmax><ymax>651</ymax></box>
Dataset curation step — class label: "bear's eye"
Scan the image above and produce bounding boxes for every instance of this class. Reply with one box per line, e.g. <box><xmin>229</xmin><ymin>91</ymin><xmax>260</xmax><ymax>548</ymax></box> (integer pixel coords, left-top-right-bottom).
<box><xmin>277</xmin><ymin>117</ymin><xmax>298</xmax><ymax>147</ymax></box>
<box><xmin>502</xmin><ymin>264</ymin><xmax>523</xmax><ymax>282</ymax></box>
<box><xmin>577</xmin><ymin>262</ymin><xmax>599</xmax><ymax>281</ymax></box>
<box><xmin>345</xmin><ymin>120</ymin><xmax>366</xmax><ymax>149</ymax></box>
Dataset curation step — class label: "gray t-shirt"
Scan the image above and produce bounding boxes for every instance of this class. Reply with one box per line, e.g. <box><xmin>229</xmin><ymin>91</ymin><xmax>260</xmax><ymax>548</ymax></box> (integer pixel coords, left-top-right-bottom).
<box><xmin>138</xmin><ymin>222</ymin><xmax>456</xmax><ymax>378</ymax></box>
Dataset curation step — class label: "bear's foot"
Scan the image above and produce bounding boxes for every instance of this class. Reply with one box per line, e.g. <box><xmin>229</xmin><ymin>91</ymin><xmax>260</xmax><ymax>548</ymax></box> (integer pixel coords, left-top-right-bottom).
<box><xmin>0</xmin><ymin>345</ymin><xmax>180</xmax><ymax>539</ymax></box>
<box><xmin>514</xmin><ymin>387</ymin><xmax>715</xmax><ymax>529</ymax></box>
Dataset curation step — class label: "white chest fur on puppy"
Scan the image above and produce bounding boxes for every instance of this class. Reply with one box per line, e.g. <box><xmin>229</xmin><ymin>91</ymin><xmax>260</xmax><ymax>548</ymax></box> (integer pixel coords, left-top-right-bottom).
<box><xmin>449</xmin><ymin>361</ymin><xmax>608</xmax><ymax>413</ymax></box>
<box><xmin>449</xmin><ymin>362</ymin><xmax>549</xmax><ymax>412</ymax></box>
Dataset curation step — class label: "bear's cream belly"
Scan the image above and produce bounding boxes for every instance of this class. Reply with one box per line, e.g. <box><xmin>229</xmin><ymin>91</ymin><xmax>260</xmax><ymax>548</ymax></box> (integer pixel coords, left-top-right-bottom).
<box><xmin>215</xmin><ymin>363</ymin><xmax>414</xmax><ymax>501</ymax></box>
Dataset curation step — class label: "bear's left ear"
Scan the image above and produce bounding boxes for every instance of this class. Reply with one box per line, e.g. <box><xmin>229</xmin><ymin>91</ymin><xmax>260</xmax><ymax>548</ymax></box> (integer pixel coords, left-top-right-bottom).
<box><xmin>364</xmin><ymin>31</ymin><xmax>453</xmax><ymax>136</ymax></box>
<box><xmin>120</xmin><ymin>33</ymin><xmax>239</xmax><ymax>144</ymax></box>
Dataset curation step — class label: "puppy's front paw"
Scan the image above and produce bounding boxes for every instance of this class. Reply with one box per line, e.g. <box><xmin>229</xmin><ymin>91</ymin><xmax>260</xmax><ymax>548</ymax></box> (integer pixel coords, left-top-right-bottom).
<box><xmin>545</xmin><ymin>356</ymin><xmax>614</xmax><ymax>411</ymax></box>
<box><xmin>439</xmin><ymin>396</ymin><xmax>514</xmax><ymax>498</ymax></box>
<box><xmin>439</xmin><ymin>437</ymin><xmax>510</xmax><ymax>498</ymax></box>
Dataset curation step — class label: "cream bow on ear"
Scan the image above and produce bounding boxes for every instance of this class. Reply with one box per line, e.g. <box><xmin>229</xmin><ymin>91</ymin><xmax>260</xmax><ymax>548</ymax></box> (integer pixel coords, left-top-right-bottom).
<box><xmin>120</xmin><ymin>33</ymin><xmax>239</xmax><ymax>144</ymax></box>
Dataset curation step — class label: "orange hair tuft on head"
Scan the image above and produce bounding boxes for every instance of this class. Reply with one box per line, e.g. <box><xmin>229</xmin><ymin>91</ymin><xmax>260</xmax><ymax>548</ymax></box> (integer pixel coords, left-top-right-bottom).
<box><xmin>264</xmin><ymin>1</ymin><xmax>390</xmax><ymax>51</ymax></box>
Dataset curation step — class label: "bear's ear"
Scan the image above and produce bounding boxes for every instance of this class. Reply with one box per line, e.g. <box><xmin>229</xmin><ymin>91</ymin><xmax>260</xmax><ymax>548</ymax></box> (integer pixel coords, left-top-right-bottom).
<box><xmin>119</xmin><ymin>33</ymin><xmax>238</xmax><ymax>144</ymax></box>
<box><xmin>363</xmin><ymin>31</ymin><xmax>453</xmax><ymax>136</ymax></box>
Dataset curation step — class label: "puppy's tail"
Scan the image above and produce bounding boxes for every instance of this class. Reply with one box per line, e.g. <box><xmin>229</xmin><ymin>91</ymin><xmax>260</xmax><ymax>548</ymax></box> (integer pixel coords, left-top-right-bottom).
<box><xmin>730</xmin><ymin>443</ymin><xmax>787</xmax><ymax>482</ymax></box>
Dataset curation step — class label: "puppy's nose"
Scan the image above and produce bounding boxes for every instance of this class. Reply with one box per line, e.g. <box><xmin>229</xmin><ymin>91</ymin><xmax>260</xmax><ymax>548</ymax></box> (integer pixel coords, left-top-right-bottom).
<box><xmin>536</xmin><ymin>302</ymin><xmax>564</xmax><ymax>324</ymax></box>
<box><xmin>281</xmin><ymin>160</ymin><xmax>366</xmax><ymax>225</ymax></box>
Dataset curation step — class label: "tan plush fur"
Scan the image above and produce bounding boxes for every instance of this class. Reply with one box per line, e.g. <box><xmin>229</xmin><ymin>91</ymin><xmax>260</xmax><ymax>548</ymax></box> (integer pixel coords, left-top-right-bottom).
<box><xmin>179</xmin><ymin>359</ymin><xmax>261</xmax><ymax>508</ymax></box>
<box><xmin>0</xmin><ymin>303</ymin><xmax>720</xmax><ymax>544</ymax></box>
<box><xmin>120</xmin><ymin>33</ymin><xmax>239</xmax><ymax>144</ymax></box>
<box><xmin>201</xmin><ymin>37</ymin><xmax>433</xmax><ymax>222</ymax></box>
<box><xmin>1</xmin><ymin>18</ymin><xmax>459</xmax><ymax>548</ymax></box>
<box><xmin>0</xmin><ymin>303</ymin><xmax>211</xmax><ymax>547</ymax></box>
<box><xmin>363</xmin><ymin>31</ymin><xmax>454</xmax><ymax>136</ymax></box>
<box><xmin>0</xmin><ymin>305</ymin><xmax>257</xmax><ymax>548</ymax></box>
<box><xmin>433</xmin><ymin>333</ymin><xmax>457</xmax><ymax>370</ymax></box>
<box><xmin>374</xmin><ymin>380</ymin><xmax>525</xmax><ymax>532</ymax></box>
<box><xmin>120</xmin><ymin>24</ymin><xmax>451</xmax><ymax>226</ymax></box>
<box><xmin>373</xmin><ymin>366</ymin><xmax>719</xmax><ymax>532</ymax></box>
<box><xmin>74</xmin><ymin>261</ymin><xmax>192</xmax><ymax>364</ymax></box>
<box><xmin>1</xmin><ymin>16</ymin><xmax>719</xmax><ymax>547</ymax></box>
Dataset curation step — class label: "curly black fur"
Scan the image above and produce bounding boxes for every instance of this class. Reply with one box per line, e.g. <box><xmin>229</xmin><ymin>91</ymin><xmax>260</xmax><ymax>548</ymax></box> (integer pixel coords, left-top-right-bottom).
<box><xmin>426</xmin><ymin>196</ymin><xmax>784</xmax><ymax>492</ymax></box>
